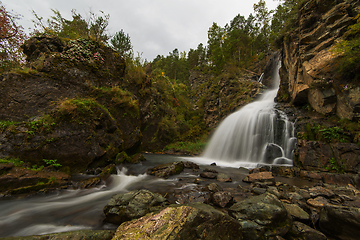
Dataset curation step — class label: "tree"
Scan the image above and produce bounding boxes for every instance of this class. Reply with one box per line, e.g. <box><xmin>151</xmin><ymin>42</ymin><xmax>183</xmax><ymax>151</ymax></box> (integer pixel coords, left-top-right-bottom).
<box><xmin>31</xmin><ymin>9</ymin><xmax>110</xmax><ymax>42</ymax></box>
<box><xmin>0</xmin><ymin>2</ymin><xmax>26</xmax><ymax>72</ymax></box>
<box><xmin>207</xmin><ymin>22</ymin><xmax>225</xmax><ymax>71</ymax></box>
<box><xmin>253</xmin><ymin>0</ymin><xmax>273</xmax><ymax>53</ymax></box>
<box><xmin>110</xmin><ymin>29</ymin><xmax>132</xmax><ymax>57</ymax></box>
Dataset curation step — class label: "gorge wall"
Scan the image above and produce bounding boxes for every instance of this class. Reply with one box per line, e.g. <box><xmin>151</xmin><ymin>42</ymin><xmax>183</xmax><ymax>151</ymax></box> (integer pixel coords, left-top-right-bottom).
<box><xmin>280</xmin><ymin>0</ymin><xmax>360</xmax><ymax>120</ymax></box>
<box><xmin>279</xmin><ymin>0</ymin><xmax>360</xmax><ymax>175</ymax></box>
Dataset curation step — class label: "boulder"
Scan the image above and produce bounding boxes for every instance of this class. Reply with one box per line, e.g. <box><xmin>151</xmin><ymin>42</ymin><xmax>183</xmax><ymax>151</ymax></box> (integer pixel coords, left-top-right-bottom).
<box><xmin>229</xmin><ymin>193</ymin><xmax>292</xmax><ymax>239</ymax></box>
<box><xmin>243</xmin><ymin>171</ymin><xmax>275</xmax><ymax>183</ymax></box>
<box><xmin>319</xmin><ymin>205</ymin><xmax>360</xmax><ymax>240</ymax></box>
<box><xmin>284</xmin><ymin>203</ymin><xmax>310</xmax><ymax>222</ymax></box>
<box><xmin>147</xmin><ymin>161</ymin><xmax>184</xmax><ymax>178</ymax></box>
<box><xmin>286</xmin><ymin>221</ymin><xmax>327</xmax><ymax>240</ymax></box>
<box><xmin>112</xmin><ymin>203</ymin><xmax>243</xmax><ymax>240</ymax></box>
<box><xmin>216</xmin><ymin>173</ymin><xmax>232</xmax><ymax>182</ymax></box>
<box><xmin>212</xmin><ymin>191</ymin><xmax>233</xmax><ymax>208</ymax></box>
<box><xmin>200</xmin><ymin>169</ymin><xmax>218</xmax><ymax>179</ymax></box>
<box><xmin>103</xmin><ymin>189</ymin><xmax>167</xmax><ymax>225</ymax></box>
<box><xmin>308</xmin><ymin>186</ymin><xmax>335</xmax><ymax>198</ymax></box>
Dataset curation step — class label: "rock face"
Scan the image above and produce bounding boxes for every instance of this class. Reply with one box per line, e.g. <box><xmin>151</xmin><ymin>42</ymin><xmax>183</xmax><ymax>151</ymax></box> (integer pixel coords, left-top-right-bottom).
<box><xmin>0</xmin><ymin>36</ymin><xmax>142</xmax><ymax>173</ymax></box>
<box><xmin>103</xmin><ymin>189</ymin><xmax>167</xmax><ymax>225</ymax></box>
<box><xmin>112</xmin><ymin>203</ymin><xmax>243</xmax><ymax>240</ymax></box>
<box><xmin>189</xmin><ymin>69</ymin><xmax>265</xmax><ymax>129</ymax></box>
<box><xmin>280</xmin><ymin>0</ymin><xmax>360</xmax><ymax>120</ymax></box>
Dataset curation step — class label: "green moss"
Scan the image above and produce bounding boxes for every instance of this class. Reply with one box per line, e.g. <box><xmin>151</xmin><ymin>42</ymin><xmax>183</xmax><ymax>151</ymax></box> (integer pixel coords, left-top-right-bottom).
<box><xmin>0</xmin><ymin>157</ymin><xmax>24</xmax><ymax>166</ymax></box>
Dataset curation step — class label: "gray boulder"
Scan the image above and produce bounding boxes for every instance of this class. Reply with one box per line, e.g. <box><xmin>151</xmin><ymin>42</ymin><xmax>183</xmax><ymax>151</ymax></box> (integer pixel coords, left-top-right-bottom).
<box><xmin>229</xmin><ymin>192</ymin><xmax>292</xmax><ymax>239</ymax></box>
<box><xmin>103</xmin><ymin>189</ymin><xmax>167</xmax><ymax>224</ymax></box>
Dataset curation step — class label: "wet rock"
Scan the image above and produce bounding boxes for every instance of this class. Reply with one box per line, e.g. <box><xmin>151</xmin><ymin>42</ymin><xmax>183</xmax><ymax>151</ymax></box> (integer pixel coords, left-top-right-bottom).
<box><xmin>309</xmin><ymin>186</ymin><xmax>335</xmax><ymax>198</ymax></box>
<box><xmin>174</xmin><ymin>191</ymin><xmax>210</xmax><ymax>205</ymax></box>
<box><xmin>103</xmin><ymin>189</ymin><xmax>167</xmax><ymax>225</ymax></box>
<box><xmin>129</xmin><ymin>153</ymin><xmax>145</xmax><ymax>164</ymax></box>
<box><xmin>183</xmin><ymin>161</ymin><xmax>200</xmax><ymax>169</ymax></box>
<box><xmin>266</xmin><ymin>186</ymin><xmax>282</xmax><ymax>199</ymax></box>
<box><xmin>319</xmin><ymin>205</ymin><xmax>360</xmax><ymax>240</ymax></box>
<box><xmin>263</xmin><ymin>143</ymin><xmax>283</xmax><ymax>163</ymax></box>
<box><xmin>307</xmin><ymin>196</ymin><xmax>329</xmax><ymax>208</ymax></box>
<box><xmin>286</xmin><ymin>221</ymin><xmax>327</xmax><ymax>240</ymax></box>
<box><xmin>113</xmin><ymin>203</ymin><xmax>243</xmax><ymax>240</ymax></box>
<box><xmin>200</xmin><ymin>171</ymin><xmax>217</xmax><ymax>179</ymax></box>
<box><xmin>147</xmin><ymin>161</ymin><xmax>184</xmax><ymax>178</ymax></box>
<box><xmin>243</xmin><ymin>171</ymin><xmax>275</xmax><ymax>183</ymax></box>
<box><xmin>284</xmin><ymin>203</ymin><xmax>310</xmax><ymax>222</ymax></box>
<box><xmin>229</xmin><ymin>193</ymin><xmax>292</xmax><ymax>239</ymax></box>
<box><xmin>212</xmin><ymin>191</ymin><xmax>233</xmax><ymax>208</ymax></box>
<box><xmin>251</xmin><ymin>187</ymin><xmax>267</xmax><ymax>195</ymax></box>
<box><xmin>7</xmin><ymin>230</ymin><xmax>115</xmax><ymax>240</ymax></box>
<box><xmin>216</xmin><ymin>173</ymin><xmax>232</xmax><ymax>182</ymax></box>
<box><xmin>202</xmin><ymin>183</ymin><xmax>223</xmax><ymax>193</ymax></box>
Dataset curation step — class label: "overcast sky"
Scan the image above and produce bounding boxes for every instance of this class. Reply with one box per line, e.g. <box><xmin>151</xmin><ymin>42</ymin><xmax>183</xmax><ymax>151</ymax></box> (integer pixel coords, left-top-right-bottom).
<box><xmin>2</xmin><ymin>0</ymin><xmax>280</xmax><ymax>61</ymax></box>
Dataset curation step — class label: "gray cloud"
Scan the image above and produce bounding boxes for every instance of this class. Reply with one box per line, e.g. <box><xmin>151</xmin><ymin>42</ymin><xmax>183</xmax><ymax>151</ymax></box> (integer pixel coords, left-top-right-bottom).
<box><xmin>3</xmin><ymin>0</ymin><xmax>279</xmax><ymax>61</ymax></box>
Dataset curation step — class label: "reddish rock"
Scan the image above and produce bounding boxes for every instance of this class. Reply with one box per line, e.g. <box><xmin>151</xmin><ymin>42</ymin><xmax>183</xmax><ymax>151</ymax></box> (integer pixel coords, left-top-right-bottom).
<box><xmin>243</xmin><ymin>171</ymin><xmax>275</xmax><ymax>183</ymax></box>
<box><xmin>307</xmin><ymin>197</ymin><xmax>329</xmax><ymax>208</ymax></box>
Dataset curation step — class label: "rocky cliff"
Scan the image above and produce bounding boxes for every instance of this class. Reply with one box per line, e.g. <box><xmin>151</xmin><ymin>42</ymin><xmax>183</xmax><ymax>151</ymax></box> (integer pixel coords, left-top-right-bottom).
<box><xmin>0</xmin><ymin>36</ymin><xmax>142</xmax><ymax>174</ymax></box>
<box><xmin>279</xmin><ymin>0</ymin><xmax>360</xmax><ymax>174</ymax></box>
<box><xmin>280</xmin><ymin>0</ymin><xmax>360</xmax><ymax>120</ymax></box>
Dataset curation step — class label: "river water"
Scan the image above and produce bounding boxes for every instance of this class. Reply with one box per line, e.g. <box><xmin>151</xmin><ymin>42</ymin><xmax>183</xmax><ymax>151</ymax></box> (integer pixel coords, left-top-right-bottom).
<box><xmin>0</xmin><ymin>154</ymin><xmax>251</xmax><ymax>237</ymax></box>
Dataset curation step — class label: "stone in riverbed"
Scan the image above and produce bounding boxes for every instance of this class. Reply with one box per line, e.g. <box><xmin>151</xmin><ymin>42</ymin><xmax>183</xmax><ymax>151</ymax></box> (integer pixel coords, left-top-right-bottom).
<box><xmin>147</xmin><ymin>161</ymin><xmax>184</xmax><ymax>178</ymax></box>
<box><xmin>212</xmin><ymin>191</ymin><xmax>233</xmax><ymax>208</ymax></box>
<box><xmin>112</xmin><ymin>203</ymin><xmax>243</xmax><ymax>240</ymax></box>
<box><xmin>103</xmin><ymin>189</ymin><xmax>167</xmax><ymax>225</ymax></box>
<box><xmin>217</xmin><ymin>173</ymin><xmax>232</xmax><ymax>182</ymax></box>
<box><xmin>243</xmin><ymin>171</ymin><xmax>275</xmax><ymax>183</ymax></box>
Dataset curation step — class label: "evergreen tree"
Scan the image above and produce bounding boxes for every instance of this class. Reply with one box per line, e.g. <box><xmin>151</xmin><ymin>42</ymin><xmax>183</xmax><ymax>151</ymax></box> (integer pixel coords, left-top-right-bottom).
<box><xmin>110</xmin><ymin>29</ymin><xmax>132</xmax><ymax>57</ymax></box>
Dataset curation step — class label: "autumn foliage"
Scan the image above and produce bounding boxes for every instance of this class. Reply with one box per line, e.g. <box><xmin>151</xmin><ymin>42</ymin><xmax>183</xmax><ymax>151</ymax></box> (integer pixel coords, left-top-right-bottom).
<box><xmin>0</xmin><ymin>2</ymin><xmax>26</xmax><ymax>72</ymax></box>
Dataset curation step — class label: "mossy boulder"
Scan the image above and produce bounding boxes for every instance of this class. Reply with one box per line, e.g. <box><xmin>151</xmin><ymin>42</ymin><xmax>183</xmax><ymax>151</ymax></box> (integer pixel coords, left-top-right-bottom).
<box><xmin>113</xmin><ymin>203</ymin><xmax>243</xmax><ymax>240</ymax></box>
<box><xmin>103</xmin><ymin>189</ymin><xmax>168</xmax><ymax>225</ymax></box>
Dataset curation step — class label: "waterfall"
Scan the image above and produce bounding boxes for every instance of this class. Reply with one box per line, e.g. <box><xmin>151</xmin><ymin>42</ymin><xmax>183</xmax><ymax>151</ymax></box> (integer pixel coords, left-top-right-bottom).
<box><xmin>199</xmin><ymin>60</ymin><xmax>296</xmax><ymax>168</ymax></box>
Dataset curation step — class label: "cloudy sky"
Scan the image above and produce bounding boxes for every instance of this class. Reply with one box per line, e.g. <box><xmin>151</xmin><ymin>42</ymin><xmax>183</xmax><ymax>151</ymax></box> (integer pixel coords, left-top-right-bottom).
<box><xmin>2</xmin><ymin>0</ymin><xmax>280</xmax><ymax>61</ymax></box>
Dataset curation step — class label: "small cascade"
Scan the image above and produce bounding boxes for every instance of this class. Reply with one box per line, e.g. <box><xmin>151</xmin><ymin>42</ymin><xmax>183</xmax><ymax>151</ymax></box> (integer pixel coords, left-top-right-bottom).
<box><xmin>200</xmin><ymin>60</ymin><xmax>296</xmax><ymax>168</ymax></box>
<box><xmin>258</xmin><ymin>73</ymin><xmax>264</xmax><ymax>84</ymax></box>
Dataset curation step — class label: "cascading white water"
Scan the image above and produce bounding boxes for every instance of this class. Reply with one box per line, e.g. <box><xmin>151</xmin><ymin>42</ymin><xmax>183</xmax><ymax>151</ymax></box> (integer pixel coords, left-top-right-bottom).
<box><xmin>199</xmin><ymin>60</ymin><xmax>297</xmax><ymax>168</ymax></box>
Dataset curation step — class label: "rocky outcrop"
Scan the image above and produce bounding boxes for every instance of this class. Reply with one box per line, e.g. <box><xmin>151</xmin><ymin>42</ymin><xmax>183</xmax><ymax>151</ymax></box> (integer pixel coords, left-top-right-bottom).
<box><xmin>280</xmin><ymin>0</ymin><xmax>360</xmax><ymax>120</ymax></box>
<box><xmin>0</xmin><ymin>36</ymin><xmax>142</xmax><ymax>174</ymax></box>
<box><xmin>189</xmin><ymin>69</ymin><xmax>265</xmax><ymax>128</ymax></box>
